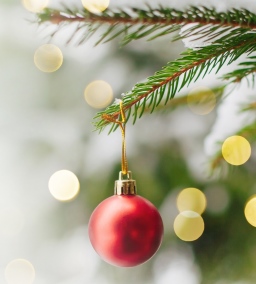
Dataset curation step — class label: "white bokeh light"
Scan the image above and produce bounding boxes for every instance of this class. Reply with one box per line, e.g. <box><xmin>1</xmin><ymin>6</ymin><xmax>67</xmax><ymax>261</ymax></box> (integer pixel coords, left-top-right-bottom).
<box><xmin>48</xmin><ymin>170</ymin><xmax>80</xmax><ymax>201</ymax></box>
<box><xmin>5</xmin><ymin>259</ymin><xmax>35</xmax><ymax>284</ymax></box>
<box><xmin>84</xmin><ymin>80</ymin><xmax>113</xmax><ymax>109</ymax></box>
<box><xmin>34</xmin><ymin>44</ymin><xmax>63</xmax><ymax>73</ymax></box>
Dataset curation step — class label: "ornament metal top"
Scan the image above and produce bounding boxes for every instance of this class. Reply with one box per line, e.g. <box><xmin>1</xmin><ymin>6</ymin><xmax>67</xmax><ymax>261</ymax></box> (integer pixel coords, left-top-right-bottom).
<box><xmin>114</xmin><ymin>171</ymin><xmax>136</xmax><ymax>195</ymax></box>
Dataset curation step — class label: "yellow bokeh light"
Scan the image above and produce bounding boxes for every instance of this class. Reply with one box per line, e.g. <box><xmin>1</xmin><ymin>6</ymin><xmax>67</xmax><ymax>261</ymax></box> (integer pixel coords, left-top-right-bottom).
<box><xmin>81</xmin><ymin>0</ymin><xmax>110</xmax><ymax>14</ymax></box>
<box><xmin>187</xmin><ymin>86</ymin><xmax>216</xmax><ymax>115</ymax></box>
<box><xmin>22</xmin><ymin>0</ymin><xmax>49</xmax><ymax>13</ymax></box>
<box><xmin>177</xmin><ymin>187</ymin><xmax>206</xmax><ymax>215</ymax></box>
<box><xmin>222</xmin><ymin>135</ymin><xmax>251</xmax><ymax>166</ymax></box>
<box><xmin>245</xmin><ymin>195</ymin><xmax>256</xmax><ymax>227</ymax></box>
<box><xmin>5</xmin><ymin>259</ymin><xmax>35</xmax><ymax>284</ymax></box>
<box><xmin>34</xmin><ymin>44</ymin><xmax>63</xmax><ymax>73</ymax></box>
<box><xmin>48</xmin><ymin>170</ymin><xmax>80</xmax><ymax>202</ymax></box>
<box><xmin>84</xmin><ymin>80</ymin><xmax>113</xmax><ymax>109</ymax></box>
<box><xmin>174</xmin><ymin>211</ymin><xmax>204</xmax><ymax>241</ymax></box>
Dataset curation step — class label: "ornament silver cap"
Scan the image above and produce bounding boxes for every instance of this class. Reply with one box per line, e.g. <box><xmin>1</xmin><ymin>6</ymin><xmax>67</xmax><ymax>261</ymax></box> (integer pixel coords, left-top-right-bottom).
<box><xmin>114</xmin><ymin>171</ymin><xmax>137</xmax><ymax>195</ymax></box>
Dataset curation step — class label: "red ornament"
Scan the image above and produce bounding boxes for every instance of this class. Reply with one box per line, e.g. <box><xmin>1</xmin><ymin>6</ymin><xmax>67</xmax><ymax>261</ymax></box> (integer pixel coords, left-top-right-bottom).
<box><xmin>88</xmin><ymin>172</ymin><xmax>163</xmax><ymax>267</ymax></box>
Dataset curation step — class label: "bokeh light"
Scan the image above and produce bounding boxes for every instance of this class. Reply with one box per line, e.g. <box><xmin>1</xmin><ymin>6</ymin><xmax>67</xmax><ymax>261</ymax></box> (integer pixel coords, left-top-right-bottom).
<box><xmin>0</xmin><ymin>207</ymin><xmax>24</xmax><ymax>237</ymax></box>
<box><xmin>81</xmin><ymin>0</ymin><xmax>110</xmax><ymax>14</ymax></box>
<box><xmin>222</xmin><ymin>135</ymin><xmax>251</xmax><ymax>166</ymax></box>
<box><xmin>84</xmin><ymin>80</ymin><xmax>113</xmax><ymax>109</ymax></box>
<box><xmin>187</xmin><ymin>86</ymin><xmax>216</xmax><ymax>115</ymax></box>
<box><xmin>48</xmin><ymin>170</ymin><xmax>80</xmax><ymax>201</ymax></box>
<box><xmin>174</xmin><ymin>211</ymin><xmax>204</xmax><ymax>241</ymax></box>
<box><xmin>244</xmin><ymin>195</ymin><xmax>256</xmax><ymax>227</ymax></box>
<box><xmin>5</xmin><ymin>259</ymin><xmax>35</xmax><ymax>284</ymax></box>
<box><xmin>22</xmin><ymin>0</ymin><xmax>48</xmax><ymax>13</ymax></box>
<box><xmin>34</xmin><ymin>44</ymin><xmax>63</xmax><ymax>73</ymax></box>
<box><xmin>177</xmin><ymin>187</ymin><xmax>206</xmax><ymax>215</ymax></box>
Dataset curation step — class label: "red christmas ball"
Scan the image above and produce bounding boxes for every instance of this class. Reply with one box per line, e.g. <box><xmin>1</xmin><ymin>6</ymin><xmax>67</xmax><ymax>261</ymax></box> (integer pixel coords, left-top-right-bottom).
<box><xmin>88</xmin><ymin>194</ymin><xmax>163</xmax><ymax>267</ymax></box>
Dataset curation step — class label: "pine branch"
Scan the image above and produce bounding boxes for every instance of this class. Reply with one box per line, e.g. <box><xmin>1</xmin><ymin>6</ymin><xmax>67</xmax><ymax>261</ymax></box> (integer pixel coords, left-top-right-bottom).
<box><xmin>36</xmin><ymin>6</ymin><xmax>256</xmax><ymax>134</ymax></box>
<box><xmin>37</xmin><ymin>6</ymin><xmax>256</xmax><ymax>46</ymax></box>
<box><xmin>94</xmin><ymin>33</ymin><xmax>256</xmax><ymax>132</ymax></box>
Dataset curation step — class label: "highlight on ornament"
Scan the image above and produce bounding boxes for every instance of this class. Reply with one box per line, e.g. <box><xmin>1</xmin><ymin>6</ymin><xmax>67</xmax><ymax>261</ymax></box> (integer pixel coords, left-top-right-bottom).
<box><xmin>221</xmin><ymin>135</ymin><xmax>251</xmax><ymax>166</ymax></box>
<box><xmin>84</xmin><ymin>80</ymin><xmax>113</xmax><ymax>109</ymax></box>
<box><xmin>187</xmin><ymin>86</ymin><xmax>216</xmax><ymax>115</ymax></box>
<box><xmin>81</xmin><ymin>0</ymin><xmax>110</xmax><ymax>14</ymax></box>
<box><xmin>5</xmin><ymin>259</ymin><xmax>35</xmax><ymax>284</ymax></box>
<box><xmin>174</xmin><ymin>211</ymin><xmax>204</xmax><ymax>241</ymax></box>
<box><xmin>0</xmin><ymin>206</ymin><xmax>24</xmax><ymax>237</ymax></box>
<box><xmin>177</xmin><ymin>187</ymin><xmax>207</xmax><ymax>215</ymax></box>
<box><xmin>22</xmin><ymin>0</ymin><xmax>48</xmax><ymax>13</ymax></box>
<box><xmin>48</xmin><ymin>170</ymin><xmax>80</xmax><ymax>202</ymax></box>
<box><xmin>34</xmin><ymin>44</ymin><xmax>63</xmax><ymax>73</ymax></box>
<box><xmin>244</xmin><ymin>195</ymin><xmax>256</xmax><ymax>227</ymax></box>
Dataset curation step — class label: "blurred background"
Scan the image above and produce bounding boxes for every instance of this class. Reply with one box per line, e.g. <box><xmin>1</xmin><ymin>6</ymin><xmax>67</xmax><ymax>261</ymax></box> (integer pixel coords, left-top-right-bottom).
<box><xmin>2</xmin><ymin>0</ymin><xmax>256</xmax><ymax>283</ymax></box>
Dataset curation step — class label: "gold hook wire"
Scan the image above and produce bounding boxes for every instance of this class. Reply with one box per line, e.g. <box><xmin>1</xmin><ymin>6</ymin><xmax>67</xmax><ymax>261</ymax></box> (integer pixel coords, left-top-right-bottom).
<box><xmin>102</xmin><ymin>100</ymin><xmax>128</xmax><ymax>175</ymax></box>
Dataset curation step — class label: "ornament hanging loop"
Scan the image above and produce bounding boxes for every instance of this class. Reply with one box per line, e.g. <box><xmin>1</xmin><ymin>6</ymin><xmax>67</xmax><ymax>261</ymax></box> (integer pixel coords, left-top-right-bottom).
<box><xmin>119</xmin><ymin>170</ymin><xmax>132</xmax><ymax>180</ymax></box>
<box><xmin>119</xmin><ymin>100</ymin><xmax>128</xmax><ymax>175</ymax></box>
<box><xmin>102</xmin><ymin>100</ymin><xmax>128</xmax><ymax>175</ymax></box>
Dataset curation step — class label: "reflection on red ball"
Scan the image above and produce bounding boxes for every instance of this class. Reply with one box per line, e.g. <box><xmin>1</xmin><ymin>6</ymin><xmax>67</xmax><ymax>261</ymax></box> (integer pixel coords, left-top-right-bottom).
<box><xmin>88</xmin><ymin>195</ymin><xmax>163</xmax><ymax>267</ymax></box>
